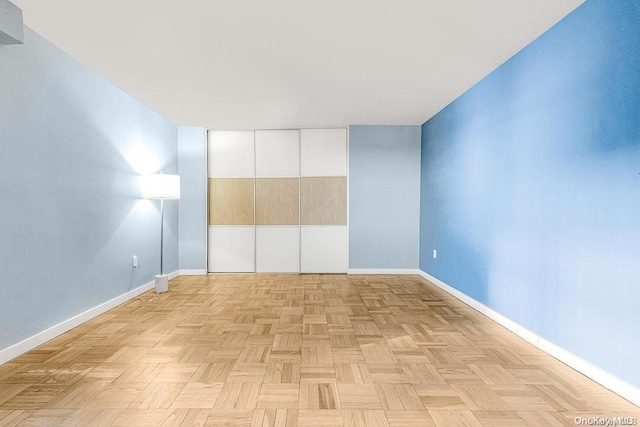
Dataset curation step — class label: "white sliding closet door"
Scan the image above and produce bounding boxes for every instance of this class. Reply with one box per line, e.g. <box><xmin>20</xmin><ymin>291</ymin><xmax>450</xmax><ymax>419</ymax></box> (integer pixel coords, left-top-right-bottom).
<box><xmin>300</xmin><ymin>129</ymin><xmax>348</xmax><ymax>273</ymax></box>
<box><xmin>207</xmin><ymin>128</ymin><xmax>347</xmax><ymax>274</ymax></box>
<box><xmin>254</xmin><ymin>130</ymin><xmax>301</xmax><ymax>273</ymax></box>
<box><xmin>207</xmin><ymin>131</ymin><xmax>255</xmax><ymax>272</ymax></box>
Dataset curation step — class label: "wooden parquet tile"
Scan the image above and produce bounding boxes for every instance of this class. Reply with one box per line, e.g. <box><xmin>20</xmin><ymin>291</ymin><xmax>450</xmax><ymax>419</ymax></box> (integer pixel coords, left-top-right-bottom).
<box><xmin>1</xmin><ymin>274</ymin><xmax>638</xmax><ymax>426</ymax></box>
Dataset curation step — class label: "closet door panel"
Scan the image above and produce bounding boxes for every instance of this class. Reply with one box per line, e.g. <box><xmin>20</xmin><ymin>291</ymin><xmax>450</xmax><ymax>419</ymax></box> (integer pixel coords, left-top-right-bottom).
<box><xmin>255</xmin><ymin>130</ymin><xmax>300</xmax><ymax>177</ymax></box>
<box><xmin>208</xmin><ymin>131</ymin><xmax>256</xmax><ymax>273</ymax></box>
<box><xmin>300</xmin><ymin>177</ymin><xmax>347</xmax><ymax>225</ymax></box>
<box><xmin>255</xmin><ymin>178</ymin><xmax>300</xmax><ymax>225</ymax></box>
<box><xmin>208</xmin><ymin>128</ymin><xmax>348</xmax><ymax>274</ymax></box>
<box><xmin>256</xmin><ymin>226</ymin><xmax>300</xmax><ymax>273</ymax></box>
<box><xmin>300</xmin><ymin>129</ymin><xmax>347</xmax><ymax>177</ymax></box>
<box><xmin>301</xmin><ymin>226</ymin><xmax>347</xmax><ymax>273</ymax></box>
<box><xmin>208</xmin><ymin>226</ymin><xmax>255</xmax><ymax>272</ymax></box>
<box><xmin>208</xmin><ymin>131</ymin><xmax>255</xmax><ymax>178</ymax></box>
<box><xmin>208</xmin><ymin>178</ymin><xmax>255</xmax><ymax>225</ymax></box>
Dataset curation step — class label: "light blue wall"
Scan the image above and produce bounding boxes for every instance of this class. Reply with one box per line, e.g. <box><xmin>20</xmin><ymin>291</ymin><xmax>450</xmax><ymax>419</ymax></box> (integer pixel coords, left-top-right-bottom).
<box><xmin>0</xmin><ymin>28</ymin><xmax>178</xmax><ymax>351</ymax></box>
<box><xmin>178</xmin><ymin>127</ymin><xmax>207</xmax><ymax>271</ymax></box>
<box><xmin>349</xmin><ymin>125</ymin><xmax>421</xmax><ymax>269</ymax></box>
<box><xmin>420</xmin><ymin>0</ymin><xmax>640</xmax><ymax>387</ymax></box>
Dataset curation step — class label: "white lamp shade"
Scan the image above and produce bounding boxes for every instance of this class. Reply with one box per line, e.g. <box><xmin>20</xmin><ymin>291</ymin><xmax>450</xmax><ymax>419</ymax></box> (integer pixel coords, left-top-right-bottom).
<box><xmin>140</xmin><ymin>173</ymin><xmax>181</xmax><ymax>199</ymax></box>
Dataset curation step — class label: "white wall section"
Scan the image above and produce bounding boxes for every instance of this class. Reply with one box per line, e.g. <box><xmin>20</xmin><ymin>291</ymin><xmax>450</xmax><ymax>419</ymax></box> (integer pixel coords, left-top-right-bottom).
<box><xmin>256</xmin><ymin>226</ymin><xmax>300</xmax><ymax>273</ymax></box>
<box><xmin>208</xmin><ymin>131</ymin><xmax>255</xmax><ymax>178</ymax></box>
<box><xmin>208</xmin><ymin>226</ymin><xmax>255</xmax><ymax>273</ymax></box>
<box><xmin>255</xmin><ymin>130</ymin><xmax>300</xmax><ymax>177</ymax></box>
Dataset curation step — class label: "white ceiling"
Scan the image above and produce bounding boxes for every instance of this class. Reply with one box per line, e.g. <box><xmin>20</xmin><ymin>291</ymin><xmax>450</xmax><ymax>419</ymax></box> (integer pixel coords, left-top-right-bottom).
<box><xmin>13</xmin><ymin>0</ymin><xmax>583</xmax><ymax>130</ymax></box>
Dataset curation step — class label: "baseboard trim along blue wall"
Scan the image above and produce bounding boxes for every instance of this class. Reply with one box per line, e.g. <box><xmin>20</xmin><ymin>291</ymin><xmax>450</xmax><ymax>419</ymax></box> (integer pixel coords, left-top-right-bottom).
<box><xmin>0</xmin><ymin>272</ymin><xmax>180</xmax><ymax>365</ymax></box>
<box><xmin>420</xmin><ymin>0</ymin><xmax>640</xmax><ymax>394</ymax></box>
<box><xmin>417</xmin><ymin>270</ymin><xmax>640</xmax><ymax>406</ymax></box>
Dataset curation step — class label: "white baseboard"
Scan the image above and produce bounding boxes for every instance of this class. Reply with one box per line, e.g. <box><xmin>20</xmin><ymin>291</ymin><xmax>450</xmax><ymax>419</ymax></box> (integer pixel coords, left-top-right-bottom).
<box><xmin>179</xmin><ymin>269</ymin><xmax>207</xmax><ymax>276</ymax></box>
<box><xmin>0</xmin><ymin>269</ymin><xmax>191</xmax><ymax>366</ymax></box>
<box><xmin>417</xmin><ymin>270</ymin><xmax>640</xmax><ymax>407</ymax></box>
<box><xmin>347</xmin><ymin>268</ymin><xmax>421</xmax><ymax>275</ymax></box>
<box><xmin>0</xmin><ymin>280</ymin><xmax>155</xmax><ymax>366</ymax></box>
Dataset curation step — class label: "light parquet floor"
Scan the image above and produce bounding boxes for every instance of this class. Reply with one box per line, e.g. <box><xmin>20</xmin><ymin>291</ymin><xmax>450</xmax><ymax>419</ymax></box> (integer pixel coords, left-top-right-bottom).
<box><xmin>0</xmin><ymin>274</ymin><xmax>638</xmax><ymax>426</ymax></box>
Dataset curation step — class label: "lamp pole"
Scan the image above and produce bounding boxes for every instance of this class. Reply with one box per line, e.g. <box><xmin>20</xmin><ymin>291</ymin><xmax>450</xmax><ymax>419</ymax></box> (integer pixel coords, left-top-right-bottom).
<box><xmin>140</xmin><ymin>172</ymin><xmax>180</xmax><ymax>293</ymax></box>
<box><xmin>160</xmin><ymin>197</ymin><xmax>164</xmax><ymax>276</ymax></box>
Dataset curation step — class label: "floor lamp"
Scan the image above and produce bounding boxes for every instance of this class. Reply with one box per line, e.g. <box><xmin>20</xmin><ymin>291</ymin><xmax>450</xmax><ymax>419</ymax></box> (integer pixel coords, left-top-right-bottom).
<box><xmin>140</xmin><ymin>172</ymin><xmax>181</xmax><ymax>293</ymax></box>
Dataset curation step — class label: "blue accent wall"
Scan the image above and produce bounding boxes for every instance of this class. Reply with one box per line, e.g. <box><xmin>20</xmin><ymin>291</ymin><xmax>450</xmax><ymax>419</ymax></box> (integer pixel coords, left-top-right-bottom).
<box><xmin>420</xmin><ymin>0</ymin><xmax>640</xmax><ymax>387</ymax></box>
<box><xmin>178</xmin><ymin>127</ymin><xmax>207</xmax><ymax>272</ymax></box>
<box><xmin>0</xmin><ymin>28</ymin><xmax>178</xmax><ymax>352</ymax></box>
<box><xmin>350</xmin><ymin>125</ymin><xmax>421</xmax><ymax>269</ymax></box>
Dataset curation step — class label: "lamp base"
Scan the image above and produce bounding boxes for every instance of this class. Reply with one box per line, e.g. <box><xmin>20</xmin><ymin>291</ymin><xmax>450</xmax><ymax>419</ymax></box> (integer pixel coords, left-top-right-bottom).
<box><xmin>154</xmin><ymin>274</ymin><xmax>169</xmax><ymax>293</ymax></box>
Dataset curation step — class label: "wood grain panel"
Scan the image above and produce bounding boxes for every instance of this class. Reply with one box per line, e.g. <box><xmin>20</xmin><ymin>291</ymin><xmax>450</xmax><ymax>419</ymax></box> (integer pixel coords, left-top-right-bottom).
<box><xmin>209</xmin><ymin>178</ymin><xmax>254</xmax><ymax>225</ymax></box>
<box><xmin>256</xmin><ymin>178</ymin><xmax>300</xmax><ymax>225</ymax></box>
<box><xmin>300</xmin><ymin>177</ymin><xmax>347</xmax><ymax>225</ymax></box>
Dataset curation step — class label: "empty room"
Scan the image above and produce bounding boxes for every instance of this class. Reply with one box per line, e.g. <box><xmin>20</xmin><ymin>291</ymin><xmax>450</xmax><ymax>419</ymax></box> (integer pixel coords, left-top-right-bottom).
<box><xmin>1</xmin><ymin>0</ymin><xmax>639</xmax><ymax>425</ymax></box>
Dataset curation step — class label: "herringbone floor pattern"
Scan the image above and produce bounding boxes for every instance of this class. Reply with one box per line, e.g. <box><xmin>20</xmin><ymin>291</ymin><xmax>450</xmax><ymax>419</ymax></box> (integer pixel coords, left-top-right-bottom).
<box><xmin>0</xmin><ymin>274</ymin><xmax>637</xmax><ymax>426</ymax></box>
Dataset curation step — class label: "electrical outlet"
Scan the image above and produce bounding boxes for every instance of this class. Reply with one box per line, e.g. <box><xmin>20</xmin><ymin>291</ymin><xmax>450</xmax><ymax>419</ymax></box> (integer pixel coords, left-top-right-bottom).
<box><xmin>132</xmin><ymin>255</ymin><xmax>138</xmax><ymax>268</ymax></box>
<box><xmin>433</xmin><ymin>249</ymin><xmax>437</xmax><ymax>259</ymax></box>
